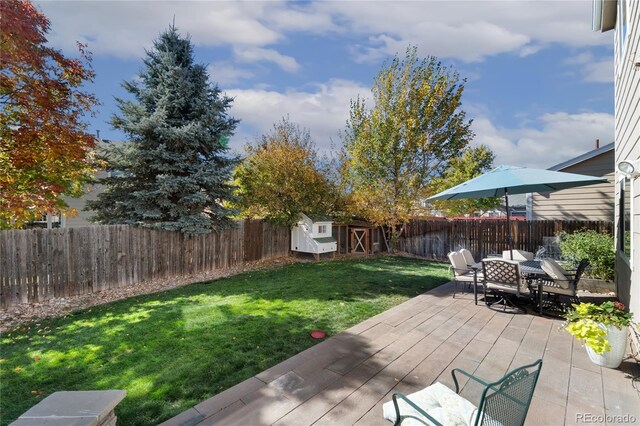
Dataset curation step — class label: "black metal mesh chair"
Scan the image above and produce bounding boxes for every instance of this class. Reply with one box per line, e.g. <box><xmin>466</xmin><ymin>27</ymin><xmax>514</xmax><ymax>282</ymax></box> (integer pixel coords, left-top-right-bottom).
<box><xmin>468</xmin><ymin>359</ymin><xmax>543</xmax><ymax>426</ymax></box>
<box><xmin>385</xmin><ymin>359</ymin><xmax>543</xmax><ymax>426</ymax></box>
<box><xmin>482</xmin><ymin>259</ymin><xmax>528</xmax><ymax>313</ymax></box>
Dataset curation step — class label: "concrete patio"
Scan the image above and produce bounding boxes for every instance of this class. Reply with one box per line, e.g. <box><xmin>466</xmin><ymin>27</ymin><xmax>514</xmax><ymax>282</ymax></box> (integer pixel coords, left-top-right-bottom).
<box><xmin>161</xmin><ymin>282</ymin><xmax>640</xmax><ymax>426</ymax></box>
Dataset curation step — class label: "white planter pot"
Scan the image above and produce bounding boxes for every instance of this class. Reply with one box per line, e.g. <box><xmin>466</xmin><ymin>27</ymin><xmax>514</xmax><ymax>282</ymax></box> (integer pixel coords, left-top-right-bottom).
<box><xmin>585</xmin><ymin>323</ymin><xmax>628</xmax><ymax>369</ymax></box>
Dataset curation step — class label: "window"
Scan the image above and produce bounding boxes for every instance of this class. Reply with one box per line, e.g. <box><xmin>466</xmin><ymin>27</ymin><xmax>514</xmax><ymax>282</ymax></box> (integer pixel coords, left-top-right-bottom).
<box><xmin>617</xmin><ymin>0</ymin><xmax>629</xmax><ymax>60</ymax></box>
<box><xmin>318</xmin><ymin>225</ymin><xmax>327</xmax><ymax>234</ymax></box>
<box><xmin>619</xmin><ymin>178</ymin><xmax>631</xmax><ymax>258</ymax></box>
<box><xmin>108</xmin><ymin>169</ymin><xmax>127</xmax><ymax>178</ymax></box>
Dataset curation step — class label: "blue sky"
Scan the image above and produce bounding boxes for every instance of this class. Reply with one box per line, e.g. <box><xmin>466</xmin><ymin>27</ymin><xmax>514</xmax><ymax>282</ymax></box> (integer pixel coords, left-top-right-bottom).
<box><xmin>37</xmin><ymin>0</ymin><xmax>614</xmax><ymax>168</ymax></box>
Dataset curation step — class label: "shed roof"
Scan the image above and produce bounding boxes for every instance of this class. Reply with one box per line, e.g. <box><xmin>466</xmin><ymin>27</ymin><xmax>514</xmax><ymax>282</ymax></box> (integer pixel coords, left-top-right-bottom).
<box><xmin>313</xmin><ymin>237</ymin><xmax>337</xmax><ymax>244</ymax></box>
<box><xmin>305</xmin><ymin>214</ymin><xmax>333</xmax><ymax>223</ymax></box>
<box><xmin>548</xmin><ymin>142</ymin><xmax>614</xmax><ymax>171</ymax></box>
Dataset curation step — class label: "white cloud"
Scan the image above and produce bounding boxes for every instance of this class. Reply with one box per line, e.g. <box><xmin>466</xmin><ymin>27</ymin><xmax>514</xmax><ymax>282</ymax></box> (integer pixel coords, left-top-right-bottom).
<box><xmin>232</xmin><ymin>47</ymin><xmax>300</xmax><ymax>73</ymax></box>
<box><xmin>264</xmin><ymin>5</ymin><xmax>339</xmax><ymax>33</ymax></box>
<box><xmin>311</xmin><ymin>0</ymin><xmax>611</xmax><ymax>63</ymax></box>
<box><xmin>207</xmin><ymin>63</ymin><xmax>255</xmax><ymax>86</ymax></box>
<box><xmin>565</xmin><ymin>52</ymin><xmax>594</xmax><ymax>65</ymax></box>
<box><xmin>564</xmin><ymin>52</ymin><xmax>613</xmax><ymax>83</ymax></box>
<box><xmin>226</xmin><ymin>79</ymin><xmax>370</xmax><ymax>154</ymax></box>
<box><xmin>37</xmin><ymin>0</ymin><xmax>612</xmax><ymax>64</ymax></box>
<box><xmin>37</xmin><ymin>1</ymin><xmax>281</xmax><ymax>58</ymax></box>
<box><xmin>582</xmin><ymin>59</ymin><xmax>614</xmax><ymax>83</ymax></box>
<box><xmin>352</xmin><ymin>21</ymin><xmax>530</xmax><ymax>64</ymax></box>
<box><xmin>471</xmin><ymin>111</ymin><xmax>614</xmax><ymax>168</ymax></box>
<box><xmin>519</xmin><ymin>43</ymin><xmax>545</xmax><ymax>58</ymax></box>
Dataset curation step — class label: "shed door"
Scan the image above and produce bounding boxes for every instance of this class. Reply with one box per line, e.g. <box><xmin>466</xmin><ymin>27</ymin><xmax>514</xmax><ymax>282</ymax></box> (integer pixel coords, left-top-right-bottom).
<box><xmin>351</xmin><ymin>228</ymin><xmax>369</xmax><ymax>253</ymax></box>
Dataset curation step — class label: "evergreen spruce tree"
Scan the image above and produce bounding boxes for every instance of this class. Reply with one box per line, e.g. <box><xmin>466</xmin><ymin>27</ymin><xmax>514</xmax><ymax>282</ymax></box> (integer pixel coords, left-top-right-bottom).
<box><xmin>88</xmin><ymin>26</ymin><xmax>239</xmax><ymax>234</ymax></box>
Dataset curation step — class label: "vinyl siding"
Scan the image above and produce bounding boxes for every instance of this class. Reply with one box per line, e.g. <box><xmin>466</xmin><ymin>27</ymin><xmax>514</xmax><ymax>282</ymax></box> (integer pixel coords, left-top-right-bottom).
<box><xmin>60</xmin><ymin>171</ymin><xmax>106</xmax><ymax>228</ymax></box>
<box><xmin>614</xmin><ymin>0</ymin><xmax>640</xmax><ymax>314</ymax></box>
<box><xmin>532</xmin><ymin>151</ymin><xmax>614</xmax><ymax>221</ymax></box>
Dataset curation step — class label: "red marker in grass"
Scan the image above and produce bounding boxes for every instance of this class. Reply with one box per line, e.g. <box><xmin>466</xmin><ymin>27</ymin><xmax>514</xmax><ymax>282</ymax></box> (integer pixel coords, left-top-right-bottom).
<box><xmin>310</xmin><ymin>330</ymin><xmax>326</xmax><ymax>339</ymax></box>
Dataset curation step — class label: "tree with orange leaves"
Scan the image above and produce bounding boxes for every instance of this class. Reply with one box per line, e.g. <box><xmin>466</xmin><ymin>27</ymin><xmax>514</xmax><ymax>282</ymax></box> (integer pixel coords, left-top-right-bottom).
<box><xmin>0</xmin><ymin>0</ymin><xmax>98</xmax><ymax>228</ymax></box>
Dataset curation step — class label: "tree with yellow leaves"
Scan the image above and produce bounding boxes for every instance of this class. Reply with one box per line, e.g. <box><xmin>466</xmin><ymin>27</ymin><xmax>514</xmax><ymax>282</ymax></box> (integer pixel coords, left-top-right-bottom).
<box><xmin>234</xmin><ymin>118</ymin><xmax>341</xmax><ymax>227</ymax></box>
<box><xmin>342</xmin><ymin>46</ymin><xmax>474</xmax><ymax>250</ymax></box>
<box><xmin>429</xmin><ymin>145</ymin><xmax>499</xmax><ymax>216</ymax></box>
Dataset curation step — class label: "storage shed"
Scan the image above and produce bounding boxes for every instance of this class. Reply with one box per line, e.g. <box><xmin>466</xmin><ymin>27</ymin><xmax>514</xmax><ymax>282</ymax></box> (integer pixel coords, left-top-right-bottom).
<box><xmin>291</xmin><ymin>214</ymin><xmax>337</xmax><ymax>259</ymax></box>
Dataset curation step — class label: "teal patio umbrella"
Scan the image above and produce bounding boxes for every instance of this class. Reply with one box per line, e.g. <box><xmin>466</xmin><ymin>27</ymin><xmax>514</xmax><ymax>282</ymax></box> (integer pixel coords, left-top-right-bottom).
<box><xmin>427</xmin><ymin>165</ymin><xmax>608</xmax><ymax>258</ymax></box>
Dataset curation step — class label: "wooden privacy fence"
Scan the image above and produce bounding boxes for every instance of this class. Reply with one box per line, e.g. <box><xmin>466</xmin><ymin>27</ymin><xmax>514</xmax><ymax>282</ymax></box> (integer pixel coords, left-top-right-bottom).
<box><xmin>0</xmin><ymin>220</ymin><xmax>290</xmax><ymax>308</ymax></box>
<box><xmin>399</xmin><ymin>219</ymin><xmax>613</xmax><ymax>261</ymax></box>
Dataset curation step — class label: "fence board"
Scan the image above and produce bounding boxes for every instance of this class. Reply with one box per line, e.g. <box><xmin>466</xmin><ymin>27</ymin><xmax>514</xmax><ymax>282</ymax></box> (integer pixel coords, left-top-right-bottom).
<box><xmin>244</xmin><ymin>220</ymin><xmax>263</xmax><ymax>262</ymax></box>
<box><xmin>0</xmin><ymin>220</ymin><xmax>291</xmax><ymax>307</ymax></box>
<box><xmin>5</xmin><ymin>231</ymin><xmax>14</xmax><ymax>305</ymax></box>
<box><xmin>400</xmin><ymin>219</ymin><xmax>613</xmax><ymax>261</ymax></box>
<box><xmin>3</xmin><ymin>219</ymin><xmax>610</xmax><ymax>308</ymax></box>
<box><xmin>49</xmin><ymin>229</ymin><xmax>57</xmax><ymax>299</ymax></box>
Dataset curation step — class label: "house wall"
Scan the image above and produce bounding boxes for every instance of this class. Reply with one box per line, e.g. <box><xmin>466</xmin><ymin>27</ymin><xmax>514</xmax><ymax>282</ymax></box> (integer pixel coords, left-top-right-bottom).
<box><xmin>532</xmin><ymin>151</ymin><xmax>615</xmax><ymax>221</ymax></box>
<box><xmin>614</xmin><ymin>0</ymin><xmax>640</xmax><ymax>314</ymax></box>
<box><xmin>60</xmin><ymin>171</ymin><xmax>107</xmax><ymax>227</ymax></box>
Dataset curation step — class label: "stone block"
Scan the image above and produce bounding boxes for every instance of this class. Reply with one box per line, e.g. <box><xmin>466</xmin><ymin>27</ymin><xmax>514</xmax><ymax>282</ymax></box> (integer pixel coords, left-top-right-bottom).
<box><xmin>10</xmin><ymin>418</ymin><xmax>97</xmax><ymax>426</ymax></box>
<box><xmin>11</xmin><ymin>390</ymin><xmax>126</xmax><ymax>426</ymax></box>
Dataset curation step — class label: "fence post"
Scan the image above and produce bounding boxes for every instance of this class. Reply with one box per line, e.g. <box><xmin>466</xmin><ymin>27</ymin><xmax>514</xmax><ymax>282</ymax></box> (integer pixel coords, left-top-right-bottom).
<box><xmin>478</xmin><ymin>221</ymin><xmax>484</xmax><ymax>259</ymax></box>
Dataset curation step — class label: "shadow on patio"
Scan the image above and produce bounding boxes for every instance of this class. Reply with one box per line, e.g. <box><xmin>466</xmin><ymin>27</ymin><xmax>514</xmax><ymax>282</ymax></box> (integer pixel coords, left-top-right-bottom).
<box><xmin>161</xmin><ymin>282</ymin><xmax>640</xmax><ymax>426</ymax></box>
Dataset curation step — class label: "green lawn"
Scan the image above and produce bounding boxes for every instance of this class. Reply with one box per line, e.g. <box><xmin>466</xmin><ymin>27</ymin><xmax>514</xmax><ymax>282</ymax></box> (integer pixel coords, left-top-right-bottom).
<box><xmin>0</xmin><ymin>257</ymin><xmax>449</xmax><ymax>425</ymax></box>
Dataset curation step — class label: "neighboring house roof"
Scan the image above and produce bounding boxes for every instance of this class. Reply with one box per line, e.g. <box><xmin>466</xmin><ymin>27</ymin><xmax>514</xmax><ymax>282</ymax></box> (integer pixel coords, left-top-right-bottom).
<box><xmin>548</xmin><ymin>142</ymin><xmax>614</xmax><ymax>171</ymax></box>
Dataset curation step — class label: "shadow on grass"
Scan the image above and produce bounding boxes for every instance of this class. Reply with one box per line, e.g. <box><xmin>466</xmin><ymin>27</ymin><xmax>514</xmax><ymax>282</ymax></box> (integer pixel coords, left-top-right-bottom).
<box><xmin>0</xmin><ymin>257</ymin><xmax>450</xmax><ymax>425</ymax></box>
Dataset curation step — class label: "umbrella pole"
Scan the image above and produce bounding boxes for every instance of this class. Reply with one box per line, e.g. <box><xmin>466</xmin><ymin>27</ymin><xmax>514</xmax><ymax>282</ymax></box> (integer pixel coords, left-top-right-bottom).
<box><xmin>505</xmin><ymin>188</ymin><xmax>513</xmax><ymax>260</ymax></box>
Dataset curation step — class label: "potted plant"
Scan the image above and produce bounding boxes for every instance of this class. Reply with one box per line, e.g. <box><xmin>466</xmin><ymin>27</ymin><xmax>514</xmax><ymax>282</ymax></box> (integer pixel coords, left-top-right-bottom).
<box><xmin>564</xmin><ymin>301</ymin><xmax>633</xmax><ymax>368</ymax></box>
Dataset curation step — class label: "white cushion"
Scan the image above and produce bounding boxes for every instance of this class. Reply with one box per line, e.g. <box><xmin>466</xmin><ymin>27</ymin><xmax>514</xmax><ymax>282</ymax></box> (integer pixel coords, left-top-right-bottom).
<box><xmin>448</xmin><ymin>252</ymin><xmax>468</xmax><ymax>272</ymax></box>
<box><xmin>502</xmin><ymin>250</ymin><xmax>534</xmax><ymax>261</ymax></box>
<box><xmin>469</xmin><ymin>409</ymin><xmax>505</xmax><ymax>426</ymax></box>
<box><xmin>454</xmin><ymin>273</ymin><xmax>476</xmax><ymax>283</ymax></box>
<box><xmin>542</xmin><ymin>259</ymin><xmax>569</xmax><ymax>276</ymax></box>
<box><xmin>541</xmin><ymin>259</ymin><xmax>569</xmax><ymax>280</ymax></box>
<box><xmin>459</xmin><ymin>249</ymin><xmax>475</xmax><ymax>266</ymax></box>
<box><xmin>383</xmin><ymin>382</ymin><xmax>477</xmax><ymax>426</ymax></box>
<box><xmin>486</xmin><ymin>282</ymin><xmax>525</xmax><ymax>293</ymax></box>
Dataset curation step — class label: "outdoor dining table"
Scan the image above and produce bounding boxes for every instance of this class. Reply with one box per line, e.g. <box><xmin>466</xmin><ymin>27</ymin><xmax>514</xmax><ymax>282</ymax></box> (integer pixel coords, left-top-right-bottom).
<box><xmin>519</xmin><ymin>260</ymin><xmax>553</xmax><ymax>314</ymax></box>
<box><xmin>470</xmin><ymin>260</ymin><xmax>549</xmax><ymax>312</ymax></box>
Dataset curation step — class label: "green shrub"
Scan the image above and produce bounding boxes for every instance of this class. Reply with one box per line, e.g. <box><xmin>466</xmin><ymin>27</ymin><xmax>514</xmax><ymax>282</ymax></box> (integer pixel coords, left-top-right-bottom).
<box><xmin>558</xmin><ymin>230</ymin><xmax>615</xmax><ymax>280</ymax></box>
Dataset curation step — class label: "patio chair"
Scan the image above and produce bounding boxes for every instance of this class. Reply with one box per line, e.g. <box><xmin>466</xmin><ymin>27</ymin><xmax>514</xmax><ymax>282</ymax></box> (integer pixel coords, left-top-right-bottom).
<box><xmin>538</xmin><ymin>258</ymin><xmax>590</xmax><ymax>312</ymax></box>
<box><xmin>459</xmin><ymin>248</ymin><xmax>476</xmax><ymax>267</ymax></box>
<box><xmin>448</xmin><ymin>251</ymin><xmax>476</xmax><ymax>298</ymax></box>
<box><xmin>502</xmin><ymin>250</ymin><xmax>534</xmax><ymax>261</ymax></box>
<box><xmin>383</xmin><ymin>359</ymin><xmax>542</xmax><ymax>426</ymax></box>
<box><xmin>482</xmin><ymin>259</ymin><xmax>528</xmax><ymax>313</ymax></box>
